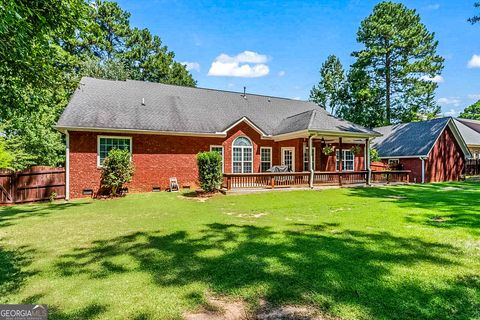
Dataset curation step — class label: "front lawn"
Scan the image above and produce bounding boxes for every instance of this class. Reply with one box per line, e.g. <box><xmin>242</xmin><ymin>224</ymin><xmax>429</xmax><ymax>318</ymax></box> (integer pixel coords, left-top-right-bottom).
<box><xmin>1</xmin><ymin>183</ymin><xmax>479</xmax><ymax>319</ymax></box>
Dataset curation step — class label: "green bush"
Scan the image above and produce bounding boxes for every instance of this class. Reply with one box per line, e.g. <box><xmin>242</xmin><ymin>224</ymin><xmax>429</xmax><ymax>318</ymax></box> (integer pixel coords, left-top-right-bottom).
<box><xmin>101</xmin><ymin>148</ymin><xmax>134</xmax><ymax>196</ymax></box>
<box><xmin>0</xmin><ymin>138</ymin><xmax>13</xmax><ymax>169</ymax></box>
<box><xmin>370</xmin><ymin>148</ymin><xmax>381</xmax><ymax>162</ymax></box>
<box><xmin>197</xmin><ymin>151</ymin><xmax>223</xmax><ymax>192</ymax></box>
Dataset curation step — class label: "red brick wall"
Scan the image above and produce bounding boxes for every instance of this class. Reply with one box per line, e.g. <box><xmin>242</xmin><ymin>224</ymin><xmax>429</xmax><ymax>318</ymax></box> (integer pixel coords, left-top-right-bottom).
<box><xmin>68</xmin><ymin>122</ymin><xmax>366</xmax><ymax>198</ymax></box>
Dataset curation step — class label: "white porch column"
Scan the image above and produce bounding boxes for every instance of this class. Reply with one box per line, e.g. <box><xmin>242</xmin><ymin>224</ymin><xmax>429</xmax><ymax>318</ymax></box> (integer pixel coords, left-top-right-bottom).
<box><xmin>308</xmin><ymin>135</ymin><xmax>314</xmax><ymax>188</ymax></box>
<box><xmin>65</xmin><ymin>130</ymin><xmax>70</xmax><ymax>201</ymax></box>
<box><xmin>366</xmin><ymin>138</ymin><xmax>371</xmax><ymax>185</ymax></box>
<box><xmin>421</xmin><ymin>157</ymin><xmax>426</xmax><ymax>183</ymax></box>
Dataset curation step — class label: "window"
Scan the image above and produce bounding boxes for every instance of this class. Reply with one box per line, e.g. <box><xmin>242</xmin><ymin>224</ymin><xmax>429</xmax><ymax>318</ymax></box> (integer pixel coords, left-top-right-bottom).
<box><xmin>303</xmin><ymin>144</ymin><xmax>316</xmax><ymax>171</ymax></box>
<box><xmin>232</xmin><ymin>137</ymin><xmax>253</xmax><ymax>173</ymax></box>
<box><xmin>98</xmin><ymin>136</ymin><xmax>132</xmax><ymax>166</ymax></box>
<box><xmin>336</xmin><ymin>149</ymin><xmax>354</xmax><ymax>171</ymax></box>
<box><xmin>260</xmin><ymin>147</ymin><xmax>272</xmax><ymax>172</ymax></box>
<box><xmin>210</xmin><ymin>145</ymin><xmax>224</xmax><ymax>172</ymax></box>
<box><xmin>388</xmin><ymin>159</ymin><xmax>400</xmax><ymax>165</ymax></box>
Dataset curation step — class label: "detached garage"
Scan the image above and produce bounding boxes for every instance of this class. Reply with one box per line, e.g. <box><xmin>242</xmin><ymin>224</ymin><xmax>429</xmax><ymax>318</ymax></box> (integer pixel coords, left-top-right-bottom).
<box><xmin>373</xmin><ymin>117</ymin><xmax>471</xmax><ymax>183</ymax></box>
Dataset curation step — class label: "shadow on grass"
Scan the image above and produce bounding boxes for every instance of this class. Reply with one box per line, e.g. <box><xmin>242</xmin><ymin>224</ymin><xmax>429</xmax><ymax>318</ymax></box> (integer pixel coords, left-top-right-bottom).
<box><xmin>0</xmin><ymin>201</ymin><xmax>88</xmax><ymax>228</ymax></box>
<box><xmin>0</xmin><ymin>245</ymin><xmax>37</xmax><ymax>299</ymax></box>
<box><xmin>54</xmin><ymin>223</ymin><xmax>479</xmax><ymax>319</ymax></box>
<box><xmin>347</xmin><ymin>182</ymin><xmax>480</xmax><ymax>234</ymax></box>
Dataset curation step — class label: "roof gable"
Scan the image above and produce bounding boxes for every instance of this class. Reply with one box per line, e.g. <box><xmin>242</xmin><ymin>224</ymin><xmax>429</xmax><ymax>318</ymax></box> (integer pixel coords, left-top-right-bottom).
<box><xmin>373</xmin><ymin>117</ymin><xmax>470</xmax><ymax>158</ymax></box>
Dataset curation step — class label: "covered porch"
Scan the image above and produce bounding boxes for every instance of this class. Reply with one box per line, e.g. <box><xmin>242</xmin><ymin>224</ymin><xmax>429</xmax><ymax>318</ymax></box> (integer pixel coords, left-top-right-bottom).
<box><xmin>223</xmin><ymin>132</ymin><xmax>410</xmax><ymax>190</ymax></box>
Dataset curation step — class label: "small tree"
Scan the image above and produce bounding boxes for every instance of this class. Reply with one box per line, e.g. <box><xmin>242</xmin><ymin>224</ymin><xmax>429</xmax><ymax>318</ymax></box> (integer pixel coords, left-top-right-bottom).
<box><xmin>101</xmin><ymin>148</ymin><xmax>134</xmax><ymax>196</ymax></box>
<box><xmin>197</xmin><ymin>151</ymin><xmax>223</xmax><ymax>192</ymax></box>
<box><xmin>0</xmin><ymin>138</ymin><xmax>13</xmax><ymax>169</ymax></box>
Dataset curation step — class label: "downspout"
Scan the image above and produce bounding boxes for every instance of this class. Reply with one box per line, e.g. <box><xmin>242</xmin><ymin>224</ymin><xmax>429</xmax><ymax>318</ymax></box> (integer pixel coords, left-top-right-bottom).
<box><xmin>308</xmin><ymin>135</ymin><xmax>314</xmax><ymax>188</ymax></box>
<box><xmin>65</xmin><ymin>130</ymin><xmax>70</xmax><ymax>201</ymax></box>
<box><xmin>420</xmin><ymin>157</ymin><xmax>426</xmax><ymax>184</ymax></box>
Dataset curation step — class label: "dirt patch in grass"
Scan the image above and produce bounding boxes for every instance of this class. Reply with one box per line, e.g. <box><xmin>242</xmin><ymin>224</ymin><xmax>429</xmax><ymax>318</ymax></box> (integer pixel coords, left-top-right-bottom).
<box><xmin>225</xmin><ymin>212</ymin><xmax>269</xmax><ymax>218</ymax></box>
<box><xmin>184</xmin><ymin>296</ymin><xmax>339</xmax><ymax>320</ymax></box>
<box><xmin>180</xmin><ymin>191</ymin><xmax>223</xmax><ymax>202</ymax></box>
<box><xmin>441</xmin><ymin>187</ymin><xmax>464</xmax><ymax>191</ymax></box>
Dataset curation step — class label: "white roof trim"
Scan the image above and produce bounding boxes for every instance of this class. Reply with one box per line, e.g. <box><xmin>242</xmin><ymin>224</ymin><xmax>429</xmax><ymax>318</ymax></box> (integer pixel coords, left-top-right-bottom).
<box><xmin>55</xmin><ymin>125</ymin><xmax>226</xmax><ymax>138</ymax></box>
<box><xmin>443</xmin><ymin>119</ymin><xmax>472</xmax><ymax>158</ymax></box>
<box><xmin>216</xmin><ymin>117</ymin><xmax>270</xmax><ymax>137</ymax></box>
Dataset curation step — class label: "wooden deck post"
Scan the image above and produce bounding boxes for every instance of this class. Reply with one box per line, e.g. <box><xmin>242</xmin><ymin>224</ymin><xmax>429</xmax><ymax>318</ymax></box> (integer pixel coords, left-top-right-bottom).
<box><xmin>227</xmin><ymin>176</ymin><xmax>232</xmax><ymax>190</ymax></box>
<box><xmin>270</xmin><ymin>175</ymin><xmax>275</xmax><ymax>189</ymax></box>
<box><xmin>308</xmin><ymin>135</ymin><xmax>314</xmax><ymax>188</ymax></box>
<box><xmin>338</xmin><ymin>137</ymin><xmax>343</xmax><ymax>186</ymax></box>
<box><xmin>366</xmin><ymin>138</ymin><xmax>371</xmax><ymax>185</ymax></box>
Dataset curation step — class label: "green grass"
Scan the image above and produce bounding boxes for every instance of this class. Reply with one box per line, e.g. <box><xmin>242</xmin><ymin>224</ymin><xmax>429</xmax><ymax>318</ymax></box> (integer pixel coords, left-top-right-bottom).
<box><xmin>1</xmin><ymin>182</ymin><xmax>479</xmax><ymax>319</ymax></box>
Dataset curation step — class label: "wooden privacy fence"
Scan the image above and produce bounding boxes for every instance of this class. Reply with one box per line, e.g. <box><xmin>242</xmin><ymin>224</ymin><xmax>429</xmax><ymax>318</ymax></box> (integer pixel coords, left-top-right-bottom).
<box><xmin>465</xmin><ymin>159</ymin><xmax>480</xmax><ymax>176</ymax></box>
<box><xmin>0</xmin><ymin>166</ymin><xmax>65</xmax><ymax>204</ymax></box>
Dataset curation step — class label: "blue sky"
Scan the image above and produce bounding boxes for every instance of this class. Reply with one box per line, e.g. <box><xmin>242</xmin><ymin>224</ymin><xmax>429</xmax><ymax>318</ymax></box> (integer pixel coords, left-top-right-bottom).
<box><xmin>117</xmin><ymin>0</ymin><xmax>479</xmax><ymax>116</ymax></box>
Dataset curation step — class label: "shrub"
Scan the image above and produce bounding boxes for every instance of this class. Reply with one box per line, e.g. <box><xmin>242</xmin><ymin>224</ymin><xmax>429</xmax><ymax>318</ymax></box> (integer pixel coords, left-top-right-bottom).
<box><xmin>0</xmin><ymin>138</ymin><xmax>13</xmax><ymax>169</ymax></box>
<box><xmin>370</xmin><ymin>148</ymin><xmax>381</xmax><ymax>162</ymax></box>
<box><xmin>101</xmin><ymin>149</ymin><xmax>134</xmax><ymax>196</ymax></box>
<box><xmin>197</xmin><ymin>151</ymin><xmax>223</xmax><ymax>192</ymax></box>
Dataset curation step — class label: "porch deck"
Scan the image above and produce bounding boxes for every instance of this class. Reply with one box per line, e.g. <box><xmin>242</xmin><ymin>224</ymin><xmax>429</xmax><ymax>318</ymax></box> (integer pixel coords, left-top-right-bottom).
<box><xmin>223</xmin><ymin>170</ymin><xmax>410</xmax><ymax>190</ymax></box>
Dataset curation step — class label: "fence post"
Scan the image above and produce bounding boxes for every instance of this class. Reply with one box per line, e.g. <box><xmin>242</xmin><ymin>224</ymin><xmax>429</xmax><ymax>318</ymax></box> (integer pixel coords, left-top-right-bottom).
<box><xmin>227</xmin><ymin>176</ymin><xmax>232</xmax><ymax>190</ymax></box>
<box><xmin>270</xmin><ymin>175</ymin><xmax>275</xmax><ymax>189</ymax></box>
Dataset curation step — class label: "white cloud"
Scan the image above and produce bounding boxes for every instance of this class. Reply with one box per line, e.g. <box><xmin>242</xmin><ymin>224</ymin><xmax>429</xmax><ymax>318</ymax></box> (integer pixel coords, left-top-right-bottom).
<box><xmin>438</xmin><ymin>97</ymin><xmax>461</xmax><ymax>107</ymax></box>
<box><xmin>468</xmin><ymin>94</ymin><xmax>480</xmax><ymax>100</ymax></box>
<box><xmin>420</xmin><ymin>75</ymin><xmax>444</xmax><ymax>83</ymax></box>
<box><xmin>208</xmin><ymin>51</ymin><xmax>270</xmax><ymax>78</ymax></box>
<box><xmin>443</xmin><ymin>109</ymin><xmax>458</xmax><ymax>117</ymax></box>
<box><xmin>181</xmin><ymin>62</ymin><xmax>200</xmax><ymax>72</ymax></box>
<box><xmin>292</xmin><ymin>97</ymin><xmax>302</xmax><ymax>100</ymax></box>
<box><xmin>467</xmin><ymin>54</ymin><xmax>480</xmax><ymax>68</ymax></box>
<box><xmin>278</xmin><ymin>70</ymin><xmax>286</xmax><ymax>77</ymax></box>
<box><xmin>425</xmin><ymin>4</ymin><xmax>440</xmax><ymax>10</ymax></box>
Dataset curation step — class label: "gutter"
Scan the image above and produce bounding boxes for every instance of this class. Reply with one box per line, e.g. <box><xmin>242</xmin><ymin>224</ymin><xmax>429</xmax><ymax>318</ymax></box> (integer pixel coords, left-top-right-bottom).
<box><xmin>65</xmin><ymin>131</ymin><xmax>70</xmax><ymax>200</ymax></box>
<box><xmin>419</xmin><ymin>156</ymin><xmax>427</xmax><ymax>184</ymax></box>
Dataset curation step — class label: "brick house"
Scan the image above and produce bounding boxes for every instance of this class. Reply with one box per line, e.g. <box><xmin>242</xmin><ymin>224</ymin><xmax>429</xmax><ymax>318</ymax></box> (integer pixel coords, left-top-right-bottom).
<box><xmin>373</xmin><ymin>117</ymin><xmax>471</xmax><ymax>183</ymax></box>
<box><xmin>56</xmin><ymin>77</ymin><xmax>382</xmax><ymax>199</ymax></box>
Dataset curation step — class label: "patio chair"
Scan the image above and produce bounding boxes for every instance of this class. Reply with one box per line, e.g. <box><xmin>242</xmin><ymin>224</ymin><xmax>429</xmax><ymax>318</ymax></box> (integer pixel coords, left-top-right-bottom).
<box><xmin>169</xmin><ymin>177</ymin><xmax>179</xmax><ymax>192</ymax></box>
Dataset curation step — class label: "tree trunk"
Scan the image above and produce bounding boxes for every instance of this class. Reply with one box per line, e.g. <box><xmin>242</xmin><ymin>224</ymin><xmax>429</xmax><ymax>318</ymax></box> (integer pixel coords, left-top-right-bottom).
<box><xmin>385</xmin><ymin>51</ymin><xmax>391</xmax><ymax>124</ymax></box>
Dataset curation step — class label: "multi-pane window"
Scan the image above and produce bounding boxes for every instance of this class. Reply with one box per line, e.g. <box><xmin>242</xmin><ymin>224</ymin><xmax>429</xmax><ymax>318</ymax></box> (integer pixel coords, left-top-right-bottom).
<box><xmin>336</xmin><ymin>149</ymin><xmax>355</xmax><ymax>171</ymax></box>
<box><xmin>260</xmin><ymin>147</ymin><xmax>272</xmax><ymax>172</ymax></box>
<box><xmin>210</xmin><ymin>146</ymin><xmax>224</xmax><ymax>172</ymax></box>
<box><xmin>232</xmin><ymin>137</ymin><xmax>253</xmax><ymax>173</ymax></box>
<box><xmin>98</xmin><ymin>136</ymin><xmax>131</xmax><ymax>165</ymax></box>
<box><xmin>303</xmin><ymin>144</ymin><xmax>316</xmax><ymax>171</ymax></box>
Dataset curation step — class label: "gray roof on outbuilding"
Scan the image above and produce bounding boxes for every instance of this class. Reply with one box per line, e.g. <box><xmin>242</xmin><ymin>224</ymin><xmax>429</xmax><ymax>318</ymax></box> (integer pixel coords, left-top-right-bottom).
<box><xmin>373</xmin><ymin>117</ymin><xmax>451</xmax><ymax>158</ymax></box>
<box><xmin>453</xmin><ymin>119</ymin><xmax>480</xmax><ymax>146</ymax></box>
<box><xmin>56</xmin><ymin>77</ymin><xmax>378</xmax><ymax>137</ymax></box>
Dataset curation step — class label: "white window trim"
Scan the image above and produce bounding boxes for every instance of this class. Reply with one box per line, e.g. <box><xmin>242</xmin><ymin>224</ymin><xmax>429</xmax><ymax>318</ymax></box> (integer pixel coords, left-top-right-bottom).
<box><xmin>210</xmin><ymin>145</ymin><xmax>224</xmax><ymax>173</ymax></box>
<box><xmin>303</xmin><ymin>143</ymin><xmax>316</xmax><ymax>171</ymax></box>
<box><xmin>281</xmin><ymin>147</ymin><xmax>296</xmax><ymax>172</ymax></box>
<box><xmin>231</xmin><ymin>136</ymin><xmax>254</xmax><ymax>173</ymax></box>
<box><xmin>97</xmin><ymin>135</ymin><xmax>132</xmax><ymax>167</ymax></box>
<box><xmin>335</xmin><ymin>149</ymin><xmax>355</xmax><ymax>172</ymax></box>
<box><xmin>260</xmin><ymin>147</ymin><xmax>272</xmax><ymax>172</ymax></box>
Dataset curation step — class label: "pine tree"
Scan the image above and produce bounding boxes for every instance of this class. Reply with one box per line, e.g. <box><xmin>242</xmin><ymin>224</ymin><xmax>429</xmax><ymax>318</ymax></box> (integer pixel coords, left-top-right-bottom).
<box><xmin>353</xmin><ymin>1</ymin><xmax>444</xmax><ymax>125</ymax></box>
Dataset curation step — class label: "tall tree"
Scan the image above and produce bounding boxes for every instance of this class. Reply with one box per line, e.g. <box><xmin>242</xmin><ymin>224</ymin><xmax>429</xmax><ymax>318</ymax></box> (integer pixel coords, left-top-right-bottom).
<box><xmin>468</xmin><ymin>2</ymin><xmax>480</xmax><ymax>24</ymax></box>
<box><xmin>353</xmin><ymin>1</ymin><xmax>444</xmax><ymax>125</ymax></box>
<box><xmin>337</xmin><ymin>62</ymin><xmax>385</xmax><ymax>128</ymax></box>
<box><xmin>309</xmin><ymin>55</ymin><xmax>346</xmax><ymax>115</ymax></box>
<box><xmin>459</xmin><ymin>100</ymin><xmax>480</xmax><ymax>120</ymax></box>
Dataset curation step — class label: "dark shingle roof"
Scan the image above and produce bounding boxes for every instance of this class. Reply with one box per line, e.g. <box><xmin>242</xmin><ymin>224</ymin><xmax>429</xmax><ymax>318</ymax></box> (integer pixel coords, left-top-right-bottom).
<box><xmin>373</xmin><ymin>117</ymin><xmax>451</xmax><ymax>157</ymax></box>
<box><xmin>56</xmin><ymin>77</ymin><xmax>378</xmax><ymax>137</ymax></box>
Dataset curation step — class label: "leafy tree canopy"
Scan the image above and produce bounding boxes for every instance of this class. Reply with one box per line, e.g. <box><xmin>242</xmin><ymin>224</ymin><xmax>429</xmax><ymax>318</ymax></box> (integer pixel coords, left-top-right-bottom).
<box><xmin>459</xmin><ymin>100</ymin><xmax>480</xmax><ymax>120</ymax></box>
<box><xmin>0</xmin><ymin>0</ymin><xmax>196</xmax><ymax>169</ymax></box>
<box><xmin>309</xmin><ymin>55</ymin><xmax>347</xmax><ymax>115</ymax></box>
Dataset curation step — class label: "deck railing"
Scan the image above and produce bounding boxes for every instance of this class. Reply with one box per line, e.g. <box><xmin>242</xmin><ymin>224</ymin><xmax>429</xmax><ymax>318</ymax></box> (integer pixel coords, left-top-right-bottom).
<box><xmin>223</xmin><ymin>170</ymin><xmax>410</xmax><ymax>190</ymax></box>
